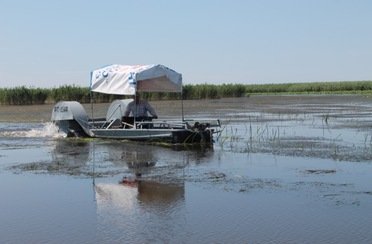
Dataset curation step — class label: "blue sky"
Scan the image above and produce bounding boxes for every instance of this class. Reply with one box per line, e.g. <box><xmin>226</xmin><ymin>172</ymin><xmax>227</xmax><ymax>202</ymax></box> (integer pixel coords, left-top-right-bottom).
<box><xmin>0</xmin><ymin>0</ymin><xmax>371</xmax><ymax>87</ymax></box>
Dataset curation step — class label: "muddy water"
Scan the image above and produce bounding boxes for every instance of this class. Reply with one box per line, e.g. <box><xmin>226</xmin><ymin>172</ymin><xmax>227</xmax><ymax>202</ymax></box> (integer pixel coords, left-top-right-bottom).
<box><xmin>1</xmin><ymin>95</ymin><xmax>372</xmax><ymax>243</ymax></box>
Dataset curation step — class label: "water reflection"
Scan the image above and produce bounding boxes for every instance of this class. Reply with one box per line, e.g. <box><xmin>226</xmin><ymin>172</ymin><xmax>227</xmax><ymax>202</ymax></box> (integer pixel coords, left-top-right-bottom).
<box><xmin>95</xmin><ymin>181</ymin><xmax>184</xmax><ymax>211</ymax></box>
<box><xmin>48</xmin><ymin>138</ymin><xmax>214</xmax><ymax>178</ymax></box>
<box><xmin>94</xmin><ymin>180</ymin><xmax>186</xmax><ymax>243</ymax></box>
<box><xmin>51</xmin><ymin>139</ymin><xmax>193</xmax><ymax>242</ymax></box>
<box><xmin>51</xmin><ymin>139</ymin><xmax>90</xmax><ymax>167</ymax></box>
<box><xmin>137</xmin><ymin>181</ymin><xmax>184</xmax><ymax>205</ymax></box>
<box><xmin>118</xmin><ymin>142</ymin><xmax>158</xmax><ymax>177</ymax></box>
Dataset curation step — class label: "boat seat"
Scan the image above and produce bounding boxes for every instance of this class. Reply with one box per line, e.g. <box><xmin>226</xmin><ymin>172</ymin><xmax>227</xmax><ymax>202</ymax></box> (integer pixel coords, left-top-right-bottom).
<box><xmin>122</xmin><ymin>116</ymin><xmax>134</xmax><ymax>128</ymax></box>
<box><xmin>106</xmin><ymin>118</ymin><xmax>122</xmax><ymax>129</ymax></box>
<box><xmin>121</xmin><ymin>116</ymin><xmax>154</xmax><ymax>129</ymax></box>
<box><xmin>122</xmin><ymin>121</ymin><xmax>134</xmax><ymax>128</ymax></box>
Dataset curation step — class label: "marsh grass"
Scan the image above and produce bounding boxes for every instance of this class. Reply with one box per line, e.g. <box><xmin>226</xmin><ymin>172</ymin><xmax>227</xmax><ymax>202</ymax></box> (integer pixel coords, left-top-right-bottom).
<box><xmin>1</xmin><ymin>81</ymin><xmax>372</xmax><ymax>105</ymax></box>
<box><xmin>0</xmin><ymin>86</ymin><xmax>48</xmax><ymax>105</ymax></box>
<box><xmin>245</xmin><ymin>81</ymin><xmax>372</xmax><ymax>95</ymax></box>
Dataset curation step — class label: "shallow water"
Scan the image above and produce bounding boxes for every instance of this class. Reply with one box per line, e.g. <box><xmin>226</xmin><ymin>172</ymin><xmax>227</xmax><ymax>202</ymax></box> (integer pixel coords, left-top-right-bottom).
<box><xmin>1</xmin><ymin>96</ymin><xmax>372</xmax><ymax>243</ymax></box>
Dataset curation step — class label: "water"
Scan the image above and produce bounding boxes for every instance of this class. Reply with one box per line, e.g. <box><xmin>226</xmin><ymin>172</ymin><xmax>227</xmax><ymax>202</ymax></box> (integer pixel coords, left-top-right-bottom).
<box><xmin>1</xmin><ymin>96</ymin><xmax>372</xmax><ymax>243</ymax></box>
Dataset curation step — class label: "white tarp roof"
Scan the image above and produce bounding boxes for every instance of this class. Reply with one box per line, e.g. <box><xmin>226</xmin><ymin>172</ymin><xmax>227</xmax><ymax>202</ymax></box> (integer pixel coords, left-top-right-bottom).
<box><xmin>90</xmin><ymin>64</ymin><xmax>182</xmax><ymax>95</ymax></box>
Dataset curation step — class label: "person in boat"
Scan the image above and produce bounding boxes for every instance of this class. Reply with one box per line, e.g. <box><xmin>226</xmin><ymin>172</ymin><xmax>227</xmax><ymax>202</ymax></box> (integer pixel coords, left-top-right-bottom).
<box><xmin>123</xmin><ymin>93</ymin><xmax>158</xmax><ymax>121</ymax></box>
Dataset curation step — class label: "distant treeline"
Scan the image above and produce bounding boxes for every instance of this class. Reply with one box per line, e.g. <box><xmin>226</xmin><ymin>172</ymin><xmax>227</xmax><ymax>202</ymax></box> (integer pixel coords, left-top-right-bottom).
<box><xmin>0</xmin><ymin>81</ymin><xmax>371</xmax><ymax>105</ymax></box>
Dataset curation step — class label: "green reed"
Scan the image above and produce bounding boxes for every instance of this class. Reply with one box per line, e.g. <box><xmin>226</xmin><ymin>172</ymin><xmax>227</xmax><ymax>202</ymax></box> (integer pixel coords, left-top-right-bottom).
<box><xmin>245</xmin><ymin>81</ymin><xmax>372</xmax><ymax>94</ymax></box>
<box><xmin>0</xmin><ymin>86</ymin><xmax>48</xmax><ymax>105</ymax></box>
<box><xmin>1</xmin><ymin>81</ymin><xmax>372</xmax><ymax>105</ymax></box>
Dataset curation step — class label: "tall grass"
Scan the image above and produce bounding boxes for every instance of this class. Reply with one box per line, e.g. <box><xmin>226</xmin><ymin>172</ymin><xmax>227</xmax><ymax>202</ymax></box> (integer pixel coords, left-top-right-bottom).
<box><xmin>0</xmin><ymin>81</ymin><xmax>371</xmax><ymax>105</ymax></box>
<box><xmin>0</xmin><ymin>86</ymin><xmax>48</xmax><ymax>105</ymax></box>
<box><xmin>245</xmin><ymin>81</ymin><xmax>372</xmax><ymax>94</ymax></box>
<box><xmin>50</xmin><ymin>85</ymin><xmax>90</xmax><ymax>103</ymax></box>
<box><xmin>182</xmin><ymin>84</ymin><xmax>246</xmax><ymax>99</ymax></box>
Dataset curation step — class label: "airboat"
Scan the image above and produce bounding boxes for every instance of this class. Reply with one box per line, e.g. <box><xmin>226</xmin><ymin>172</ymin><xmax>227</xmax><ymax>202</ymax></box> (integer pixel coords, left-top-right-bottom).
<box><xmin>51</xmin><ymin>64</ymin><xmax>220</xmax><ymax>144</ymax></box>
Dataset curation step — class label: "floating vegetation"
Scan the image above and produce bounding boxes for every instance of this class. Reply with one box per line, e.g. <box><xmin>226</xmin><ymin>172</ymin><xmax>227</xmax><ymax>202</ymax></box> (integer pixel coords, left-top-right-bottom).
<box><xmin>218</xmin><ymin>128</ymin><xmax>372</xmax><ymax>162</ymax></box>
<box><xmin>7</xmin><ymin>160</ymin><xmax>126</xmax><ymax>177</ymax></box>
<box><xmin>303</xmin><ymin>169</ymin><xmax>337</xmax><ymax>174</ymax></box>
<box><xmin>217</xmin><ymin>109</ymin><xmax>372</xmax><ymax>162</ymax></box>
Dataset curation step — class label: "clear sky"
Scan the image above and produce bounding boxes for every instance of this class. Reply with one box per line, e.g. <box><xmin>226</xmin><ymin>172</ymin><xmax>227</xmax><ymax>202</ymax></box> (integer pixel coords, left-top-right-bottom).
<box><xmin>0</xmin><ymin>0</ymin><xmax>371</xmax><ymax>88</ymax></box>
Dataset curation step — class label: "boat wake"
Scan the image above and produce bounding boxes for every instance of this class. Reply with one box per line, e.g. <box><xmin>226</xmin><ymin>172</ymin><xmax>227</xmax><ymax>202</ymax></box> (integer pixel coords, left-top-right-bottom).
<box><xmin>0</xmin><ymin>122</ymin><xmax>66</xmax><ymax>138</ymax></box>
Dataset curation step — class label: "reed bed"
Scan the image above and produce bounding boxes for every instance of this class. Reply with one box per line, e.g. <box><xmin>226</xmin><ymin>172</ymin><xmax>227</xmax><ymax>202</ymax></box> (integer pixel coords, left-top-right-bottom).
<box><xmin>1</xmin><ymin>81</ymin><xmax>371</xmax><ymax>105</ymax></box>
<box><xmin>245</xmin><ymin>81</ymin><xmax>372</xmax><ymax>94</ymax></box>
<box><xmin>0</xmin><ymin>86</ymin><xmax>48</xmax><ymax>105</ymax></box>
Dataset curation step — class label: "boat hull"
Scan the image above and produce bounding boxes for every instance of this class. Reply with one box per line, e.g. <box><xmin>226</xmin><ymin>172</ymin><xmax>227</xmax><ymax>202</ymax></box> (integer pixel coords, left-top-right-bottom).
<box><xmin>51</xmin><ymin>100</ymin><xmax>218</xmax><ymax>144</ymax></box>
<box><xmin>55</xmin><ymin>119</ymin><xmax>90</xmax><ymax>137</ymax></box>
<box><xmin>54</xmin><ymin>119</ymin><xmax>214</xmax><ymax>143</ymax></box>
<box><xmin>91</xmin><ymin>128</ymin><xmax>213</xmax><ymax>144</ymax></box>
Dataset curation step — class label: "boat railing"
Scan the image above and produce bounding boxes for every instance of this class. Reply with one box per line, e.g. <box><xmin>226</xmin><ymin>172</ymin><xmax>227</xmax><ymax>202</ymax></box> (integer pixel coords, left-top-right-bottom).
<box><xmin>106</xmin><ymin>118</ymin><xmax>122</xmax><ymax>129</ymax></box>
<box><xmin>135</xmin><ymin>119</ymin><xmax>221</xmax><ymax>130</ymax></box>
<box><xmin>135</xmin><ymin>120</ymin><xmax>187</xmax><ymax>129</ymax></box>
<box><xmin>92</xmin><ymin>118</ymin><xmax>221</xmax><ymax>131</ymax></box>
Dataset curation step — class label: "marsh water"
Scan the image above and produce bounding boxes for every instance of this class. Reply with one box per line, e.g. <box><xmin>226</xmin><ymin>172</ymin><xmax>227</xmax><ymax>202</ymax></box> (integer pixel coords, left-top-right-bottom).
<box><xmin>1</xmin><ymin>95</ymin><xmax>372</xmax><ymax>243</ymax></box>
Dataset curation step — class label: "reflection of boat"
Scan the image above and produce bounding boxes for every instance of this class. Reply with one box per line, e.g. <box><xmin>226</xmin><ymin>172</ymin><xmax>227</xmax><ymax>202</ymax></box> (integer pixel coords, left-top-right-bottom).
<box><xmin>95</xmin><ymin>181</ymin><xmax>184</xmax><ymax>210</ymax></box>
<box><xmin>52</xmin><ymin>139</ymin><xmax>90</xmax><ymax>165</ymax></box>
<box><xmin>137</xmin><ymin>181</ymin><xmax>184</xmax><ymax>204</ymax></box>
<box><xmin>50</xmin><ymin>139</ymin><xmax>213</xmax><ymax>176</ymax></box>
<box><xmin>51</xmin><ymin>64</ymin><xmax>220</xmax><ymax>144</ymax></box>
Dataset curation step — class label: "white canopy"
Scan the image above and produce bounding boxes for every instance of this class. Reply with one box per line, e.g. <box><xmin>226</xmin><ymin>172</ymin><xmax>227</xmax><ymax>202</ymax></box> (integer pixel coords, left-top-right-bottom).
<box><xmin>90</xmin><ymin>64</ymin><xmax>182</xmax><ymax>95</ymax></box>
